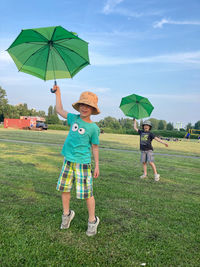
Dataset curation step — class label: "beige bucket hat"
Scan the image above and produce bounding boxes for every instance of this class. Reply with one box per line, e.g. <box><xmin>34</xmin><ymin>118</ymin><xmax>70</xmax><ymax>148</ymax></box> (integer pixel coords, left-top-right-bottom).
<box><xmin>72</xmin><ymin>91</ymin><xmax>100</xmax><ymax>115</ymax></box>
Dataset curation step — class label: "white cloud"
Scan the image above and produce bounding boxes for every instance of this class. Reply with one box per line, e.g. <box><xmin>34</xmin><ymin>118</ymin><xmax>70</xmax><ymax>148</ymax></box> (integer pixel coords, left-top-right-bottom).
<box><xmin>90</xmin><ymin>51</ymin><xmax>200</xmax><ymax>66</ymax></box>
<box><xmin>153</xmin><ymin>18</ymin><xmax>200</xmax><ymax>28</ymax></box>
<box><xmin>102</xmin><ymin>0</ymin><xmax>162</xmax><ymax>18</ymax></box>
<box><xmin>0</xmin><ymin>50</ymin><xmax>12</xmax><ymax>63</ymax></box>
<box><xmin>103</xmin><ymin>0</ymin><xmax>124</xmax><ymax>14</ymax></box>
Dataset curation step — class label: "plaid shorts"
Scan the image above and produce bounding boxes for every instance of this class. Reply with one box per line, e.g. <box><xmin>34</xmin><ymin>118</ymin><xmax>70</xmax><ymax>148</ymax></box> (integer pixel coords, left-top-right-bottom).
<box><xmin>141</xmin><ymin>150</ymin><xmax>154</xmax><ymax>163</ymax></box>
<box><xmin>56</xmin><ymin>159</ymin><xmax>93</xmax><ymax>199</ymax></box>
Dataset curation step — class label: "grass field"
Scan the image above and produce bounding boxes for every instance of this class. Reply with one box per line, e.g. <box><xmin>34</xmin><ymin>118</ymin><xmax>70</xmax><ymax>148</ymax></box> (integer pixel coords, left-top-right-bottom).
<box><xmin>0</xmin><ymin>128</ymin><xmax>200</xmax><ymax>156</ymax></box>
<box><xmin>0</xmin><ymin>128</ymin><xmax>200</xmax><ymax>266</ymax></box>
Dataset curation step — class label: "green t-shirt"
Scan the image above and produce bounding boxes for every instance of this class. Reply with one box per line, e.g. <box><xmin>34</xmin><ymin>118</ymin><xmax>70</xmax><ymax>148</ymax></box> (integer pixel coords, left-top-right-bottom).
<box><xmin>61</xmin><ymin>113</ymin><xmax>100</xmax><ymax>164</ymax></box>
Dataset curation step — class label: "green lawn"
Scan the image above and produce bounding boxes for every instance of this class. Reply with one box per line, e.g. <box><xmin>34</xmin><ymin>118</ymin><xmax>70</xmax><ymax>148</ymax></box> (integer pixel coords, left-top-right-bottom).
<box><xmin>0</xmin><ymin>128</ymin><xmax>199</xmax><ymax>156</ymax></box>
<box><xmin>0</xmin><ymin>129</ymin><xmax>200</xmax><ymax>266</ymax></box>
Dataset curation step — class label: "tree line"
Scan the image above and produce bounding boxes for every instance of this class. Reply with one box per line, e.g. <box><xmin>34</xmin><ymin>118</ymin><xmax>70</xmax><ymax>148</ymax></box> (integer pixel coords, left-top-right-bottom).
<box><xmin>97</xmin><ymin>116</ymin><xmax>200</xmax><ymax>131</ymax></box>
<box><xmin>1</xmin><ymin>86</ymin><xmax>200</xmax><ymax>131</ymax></box>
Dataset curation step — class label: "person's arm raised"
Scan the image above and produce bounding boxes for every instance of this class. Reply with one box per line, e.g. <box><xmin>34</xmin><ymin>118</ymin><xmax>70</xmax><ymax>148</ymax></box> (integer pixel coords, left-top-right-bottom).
<box><xmin>54</xmin><ymin>86</ymin><xmax>68</xmax><ymax>119</ymax></box>
<box><xmin>133</xmin><ymin>118</ymin><xmax>139</xmax><ymax>132</ymax></box>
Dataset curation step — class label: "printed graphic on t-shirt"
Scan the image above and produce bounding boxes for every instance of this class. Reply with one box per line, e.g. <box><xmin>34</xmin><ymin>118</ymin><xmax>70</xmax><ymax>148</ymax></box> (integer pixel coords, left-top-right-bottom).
<box><xmin>138</xmin><ymin>129</ymin><xmax>155</xmax><ymax>151</ymax></box>
<box><xmin>141</xmin><ymin>133</ymin><xmax>149</xmax><ymax>145</ymax></box>
<box><xmin>72</xmin><ymin>123</ymin><xmax>86</xmax><ymax>135</ymax></box>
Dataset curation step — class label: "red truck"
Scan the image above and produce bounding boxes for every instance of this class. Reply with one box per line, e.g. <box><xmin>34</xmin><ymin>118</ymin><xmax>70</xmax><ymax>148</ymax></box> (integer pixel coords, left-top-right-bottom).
<box><xmin>4</xmin><ymin>116</ymin><xmax>47</xmax><ymax>130</ymax></box>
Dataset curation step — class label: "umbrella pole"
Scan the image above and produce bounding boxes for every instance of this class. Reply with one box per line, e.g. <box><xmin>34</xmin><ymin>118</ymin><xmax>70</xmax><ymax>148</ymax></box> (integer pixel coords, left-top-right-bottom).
<box><xmin>50</xmin><ymin>80</ymin><xmax>57</xmax><ymax>93</ymax></box>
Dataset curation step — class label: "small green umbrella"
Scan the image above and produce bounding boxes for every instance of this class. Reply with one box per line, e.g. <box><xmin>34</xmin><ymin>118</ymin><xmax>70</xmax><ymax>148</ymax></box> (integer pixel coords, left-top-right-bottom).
<box><xmin>7</xmin><ymin>26</ymin><xmax>90</xmax><ymax>90</ymax></box>
<box><xmin>119</xmin><ymin>93</ymin><xmax>154</xmax><ymax>119</ymax></box>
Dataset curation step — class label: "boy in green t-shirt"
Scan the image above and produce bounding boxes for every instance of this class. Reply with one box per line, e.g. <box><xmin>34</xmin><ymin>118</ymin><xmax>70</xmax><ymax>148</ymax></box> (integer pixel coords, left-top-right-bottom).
<box><xmin>54</xmin><ymin>85</ymin><xmax>100</xmax><ymax>236</ymax></box>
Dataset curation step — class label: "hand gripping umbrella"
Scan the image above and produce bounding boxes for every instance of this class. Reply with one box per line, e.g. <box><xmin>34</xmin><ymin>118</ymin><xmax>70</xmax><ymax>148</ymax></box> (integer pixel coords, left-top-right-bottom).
<box><xmin>119</xmin><ymin>93</ymin><xmax>154</xmax><ymax>119</ymax></box>
<box><xmin>7</xmin><ymin>26</ymin><xmax>90</xmax><ymax>93</ymax></box>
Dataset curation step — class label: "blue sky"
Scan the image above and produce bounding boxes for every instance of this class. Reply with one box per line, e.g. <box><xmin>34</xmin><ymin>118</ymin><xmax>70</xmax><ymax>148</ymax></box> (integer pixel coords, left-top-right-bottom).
<box><xmin>0</xmin><ymin>0</ymin><xmax>200</xmax><ymax>126</ymax></box>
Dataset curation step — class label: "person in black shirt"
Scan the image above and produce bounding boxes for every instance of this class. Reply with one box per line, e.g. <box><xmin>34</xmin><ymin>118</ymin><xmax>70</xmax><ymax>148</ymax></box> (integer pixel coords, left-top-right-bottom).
<box><xmin>133</xmin><ymin>119</ymin><xmax>168</xmax><ymax>181</ymax></box>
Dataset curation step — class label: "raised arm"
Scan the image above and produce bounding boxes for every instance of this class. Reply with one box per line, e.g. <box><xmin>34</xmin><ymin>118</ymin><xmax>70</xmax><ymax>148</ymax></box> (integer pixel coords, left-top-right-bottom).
<box><xmin>92</xmin><ymin>144</ymin><xmax>99</xmax><ymax>178</ymax></box>
<box><xmin>133</xmin><ymin>118</ymin><xmax>139</xmax><ymax>132</ymax></box>
<box><xmin>54</xmin><ymin>85</ymin><xmax>68</xmax><ymax>119</ymax></box>
<box><xmin>154</xmin><ymin>137</ymin><xmax>168</xmax><ymax>147</ymax></box>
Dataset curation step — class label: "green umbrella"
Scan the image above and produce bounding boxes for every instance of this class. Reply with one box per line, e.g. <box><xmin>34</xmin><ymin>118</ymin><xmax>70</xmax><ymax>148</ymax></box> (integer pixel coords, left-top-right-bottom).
<box><xmin>119</xmin><ymin>93</ymin><xmax>154</xmax><ymax>119</ymax></box>
<box><xmin>7</xmin><ymin>26</ymin><xmax>90</xmax><ymax>83</ymax></box>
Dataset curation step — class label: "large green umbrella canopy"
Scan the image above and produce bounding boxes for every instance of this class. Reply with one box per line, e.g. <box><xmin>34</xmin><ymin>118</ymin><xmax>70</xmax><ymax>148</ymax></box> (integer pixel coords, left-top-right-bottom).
<box><xmin>119</xmin><ymin>93</ymin><xmax>154</xmax><ymax>119</ymax></box>
<box><xmin>7</xmin><ymin>26</ymin><xmax>90</xmax><ymax>81</ymax></box>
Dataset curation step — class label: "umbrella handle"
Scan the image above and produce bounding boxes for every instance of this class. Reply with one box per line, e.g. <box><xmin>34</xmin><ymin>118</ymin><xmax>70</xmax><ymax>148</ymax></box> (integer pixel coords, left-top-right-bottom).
<box><xmin>50</xmin><ymin>81</ymin><xmax>57</xmax><ymax>93</ymax></box>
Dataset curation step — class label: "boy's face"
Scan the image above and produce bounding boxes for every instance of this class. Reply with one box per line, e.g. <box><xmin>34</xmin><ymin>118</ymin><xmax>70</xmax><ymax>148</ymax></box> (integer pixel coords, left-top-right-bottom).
<box><xmin>143</xmin><ymin>124</ymin><xmax>150</xmax><ymax>131</ymax></box>
<box><xmin>79</xmin><ymin>104</ymin><xmax>93</xmax><ymax>118</ymax></box>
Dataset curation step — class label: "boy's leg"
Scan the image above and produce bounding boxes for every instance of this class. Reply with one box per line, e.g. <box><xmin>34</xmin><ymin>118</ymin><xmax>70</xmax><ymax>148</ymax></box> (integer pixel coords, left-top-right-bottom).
<box><xmin>56</xmin><ymin>160</ymin><xmax>75</xmax><ymax>229</ymax></box>
<box><xmin>149</xmin><ymin>162</ymin><xmax>157</xmax><ymax>174</ymax></box>
<box><xmin>86</xmin><ymin>196</ymin><xmax>100</xmax><ymax>237</ymax></box>
<box><xmin>140</xmin><ymin>151</ymin><xmax>147</xmax><ymax>178</ymax></box>
<box><xmin>149</xmin><ymin>162</ymin><xmax>160</xmax><ymax>181</ymax></box>
<box><xmin>86</xmin><ymin>196</ymin><xmax>95</xmax><ymax>222</ymax></box>
<box><xmin>61</xmin><ymin>192</ymin><xmax>75</xmax><ymax>229</ymax></box>
<box><xmin>62</xmin><ymin>192</ymin><xmax>71</xmax><ymax>215</ymax></box>
<box><xmin>140</xmin><ymin>163</ymin><xmax>147</xmax><ymax>178</ymax></box>
<box><xmin>143</xmin><ymin>162</ymin><xmax>147</xmax><ymax>176</ymax></box>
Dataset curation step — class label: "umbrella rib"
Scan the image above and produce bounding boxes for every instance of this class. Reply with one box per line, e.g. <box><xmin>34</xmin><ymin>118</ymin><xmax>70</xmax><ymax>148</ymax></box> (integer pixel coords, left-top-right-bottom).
<box><xmin>18</xmin><ymin>45</ymin><xmax>47</xmax><ymax>73</ymax></box>
<box><xmin>23</xmin><ymin>42</ymin><xmax>47</xmax><ymax>45</ymax></box>
<box><xmin>52</xmin><ymin>46</ymin><xmax>72</xmax><ymax>78</ymax></box>
<box><xmin>70</xmin><ymin>61</ymin><xmax>90</xmax><ymax>77</ymax></box>
<box><xmin>54</xmin><ymin>38</ymin><xmax>74</xmax><ymax>43</ymax></box>
<box><xmin>44</xmin><ymin>27</ymin><xmax>57</xmax><ymax>81</ymax></box>
<box><xmin>44</xmin><ymin>46</ymin><xmax>51</xmax><ymax>81</ymax></box>
<box><xmin>31</xmin><ymin>29</ymin><xmax>49</xmax><ymax>42</ymax></box>
<box><xmin>50</xmin><ymin>27</ymin><xmax>57</xmax><ymax>42</ymax></box>
<box><xmin>54</xmin><ymin>43</ymin><xmax>90</xmax><ymax>63</ymax></box>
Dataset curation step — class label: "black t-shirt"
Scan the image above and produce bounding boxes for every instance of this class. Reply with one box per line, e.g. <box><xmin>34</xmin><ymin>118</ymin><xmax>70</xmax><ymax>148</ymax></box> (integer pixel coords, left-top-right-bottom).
<box><xmin>138</xmin><ymin>129</ymin><xmax>155</xmax><ymax>151</ymax></box>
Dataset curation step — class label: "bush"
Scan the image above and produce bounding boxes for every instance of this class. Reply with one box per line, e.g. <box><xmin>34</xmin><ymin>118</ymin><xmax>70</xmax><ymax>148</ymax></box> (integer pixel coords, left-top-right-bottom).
<box><xmin>47</xmin><ymin>124</ymin><xmax>69</xmax><ymax>131</ymax></box>
<box><xmin>100</xmin><ymin>128</ymin><xmax>198</xmax><ymax>139</ymax></box>
<box><xmin>101</xmin><ymin>127</ymin><xmax>125</xmax><ymax>134</ymax></box>
<box><xmin>152</xmin><ymin>130</ymin><xmax>187</xmax><ymax>138</ymax></box>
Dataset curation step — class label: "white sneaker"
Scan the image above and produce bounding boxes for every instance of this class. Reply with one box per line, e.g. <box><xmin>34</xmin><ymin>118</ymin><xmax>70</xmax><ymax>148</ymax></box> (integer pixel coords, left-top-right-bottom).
<box><xmin>86</xmin><ymin>216</ymin><xmax>100</xmax><ymax>236</ymax></box>
<box><xmin>60</xmin><ymin>210</ymin><xmax>75</xmax><ymax>229</ymax></box>
<box><xmin>154</xmin><ymin>174</ymin><xmax>160</xmax><ymax>181</ymax></box>
<box><xmin>140</xmin><ymin>174</ymin><xmax>147</xmax><ymax>179</ymax></box>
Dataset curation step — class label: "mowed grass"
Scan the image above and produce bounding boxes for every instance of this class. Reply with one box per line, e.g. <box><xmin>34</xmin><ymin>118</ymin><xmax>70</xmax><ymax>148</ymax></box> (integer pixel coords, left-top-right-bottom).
<box><xmin>0</xmin><ymin>129</ymin><xmax>200</xmax><ymax>266</ymax></box>
<box><xmin>0</xmin><ymin>128</ymin><xmax>200</xmax><ymax>157</ymax></box>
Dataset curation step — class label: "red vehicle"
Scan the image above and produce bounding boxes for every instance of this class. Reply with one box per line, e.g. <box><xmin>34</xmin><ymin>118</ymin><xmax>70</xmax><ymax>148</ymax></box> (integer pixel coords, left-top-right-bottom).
<box><xmin>4</xmin><ymin>116</ymin><xmax>47</xmax><ymax>130</ymax></box>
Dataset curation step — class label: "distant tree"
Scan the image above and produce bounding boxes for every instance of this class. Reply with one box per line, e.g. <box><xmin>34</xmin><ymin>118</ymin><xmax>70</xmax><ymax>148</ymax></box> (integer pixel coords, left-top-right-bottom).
<box><xmin>15</xmin><ymin>103</ymin><xmax>29</xmax><ymax>116</ymax></box>
<box><xmin>24</xmin><ymin>103</ymin><xmax>28</xmax><ymax>110</ymax></box>
<box><xmin>0</xmin><ymin>86</ymin><xmax>8</xmax><ymax>106</ymax></box>
<box><xmin>139</xmin><ymin>119</ymin><xmax>143</xmax><ymax>128</ymax></box>
<box><xmin>48</xmin><ymin>105</ymin><xmax>53</xmax><ymax>117</ymax></box>
<box><xmin>179</xmin><ymin>128</ymin><xmax>186</xmax><ymax>132</ymax></box>
<box><xmin>0</xmin><ymin>86</ymin><xmax>8</xmax><ymax>122</ymax></box>
<box><xmin>46</xmin><ymin>105</ymin><xmax>60</xmax><ymax>124</ymax></box>
<box><xmin>98</xmin><ymin>116</ymin><xmax>121</xmax><ymax>129</ymax></box>
<box><xmin>186</xmin><ymin>123</ymin><xmax>193</xmax><ymax>131</ymax></box>
<box><xmin>166</xmin><ymin>122</ymin><xmax>174</xmax><ymax>131</ymax></box>
<box><xmin>194</xmin><ymin>120</ymin><xmax>200</xmax><ymax>130</ymax></box>
<box><xmin>46</xmin><ymin>114</ymin><xmax>60</xmax><ymax>124</ymax></box>
<box><xmin>158</xmin><ymin>120</ymin><xmax>165</xmax><ymax>130</ymax></box>
<box><xmin>149</xmin><ymin>118</ymin><xmax>159</xmax><ymax>130</ymax></box>
<box><xmin>125</xmin><ymin>119</ymin><xmax>133</xmax><ymax>129</ymax></box>
<box><xmin>2</xmin><ymin>104</ymin><xmax>18</xmax><ymax>119</ymax></box>
<box><xmin>53</xmin><ymin>105</ymin><xmax>57</xmax><ymax>115</ymax></box>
